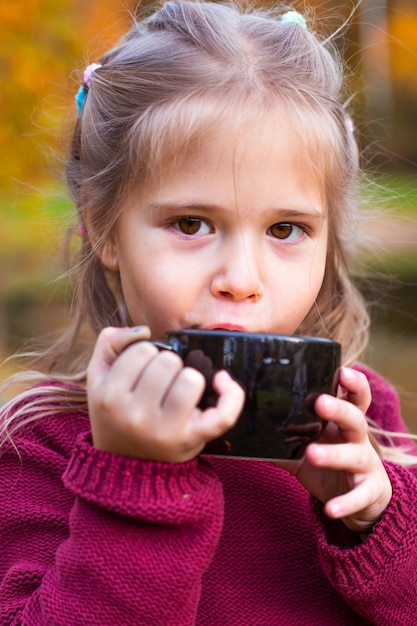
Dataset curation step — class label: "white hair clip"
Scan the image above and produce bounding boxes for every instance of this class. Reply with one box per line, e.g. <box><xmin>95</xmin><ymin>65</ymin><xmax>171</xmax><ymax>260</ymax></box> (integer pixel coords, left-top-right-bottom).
<box><xmin>84</xmin><ymin>63</ymin><xmax>102</xmax><ymax>88</ymax></box>
<box><xmin>345</xmin><ymin>115</ymin><xmax>355</xmax><ymax>134</ymax></box>
<box><xmin>280</xmin><ymin>10</ymin><xmax>307</xmax><ymax>30</ymax></box>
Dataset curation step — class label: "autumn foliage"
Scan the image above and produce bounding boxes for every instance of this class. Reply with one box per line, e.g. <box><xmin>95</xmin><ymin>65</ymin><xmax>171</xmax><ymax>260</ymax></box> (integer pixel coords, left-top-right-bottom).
<box><xmin>0</xmin><ymin>0</ymin><xmax>135</xmax><ymax>192</ymax></box>
<box><xmin>1</xmin><ymin>0</ymin><xmax>417</xmax><ymax>196</ymax></box>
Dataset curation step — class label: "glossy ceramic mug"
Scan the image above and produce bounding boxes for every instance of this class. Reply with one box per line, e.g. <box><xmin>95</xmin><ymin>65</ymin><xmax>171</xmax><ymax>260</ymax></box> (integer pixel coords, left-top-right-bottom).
<box><xmin>153</xmin><ymin>329</ymin><xmax>341</xmax><ymax>461</ymax></box>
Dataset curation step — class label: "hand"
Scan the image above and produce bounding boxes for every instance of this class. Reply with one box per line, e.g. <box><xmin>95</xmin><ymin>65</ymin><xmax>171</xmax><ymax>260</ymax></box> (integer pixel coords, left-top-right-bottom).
<box><xmin>87</xmin><ymin>326</ymin><xmax>245</xmax><ymax>462</ymax></box>
<box><xmin>275</xmin><ymin>368</ymin><xmax>392</xmax><ymax>534</ymax></box>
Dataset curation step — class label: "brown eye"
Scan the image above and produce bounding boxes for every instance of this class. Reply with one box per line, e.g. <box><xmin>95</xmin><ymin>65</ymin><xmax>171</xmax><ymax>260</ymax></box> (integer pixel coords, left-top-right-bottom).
<box><xmin>173</xmin><ymin>217</ymin><xmax>212</xmax><ymax>236</ymax></box>
<box><xmin>177</xmin><ymin>217</ymin><xmax>202</xmax><ymax>235</ymax></box>
<box><xmin>268</xmin><ymin>223</ymin><xmax>294</xmax><ymax>239</ymax></box>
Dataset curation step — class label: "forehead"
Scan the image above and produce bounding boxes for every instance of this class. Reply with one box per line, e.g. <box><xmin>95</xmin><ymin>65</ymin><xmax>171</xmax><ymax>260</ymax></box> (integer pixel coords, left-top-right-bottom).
<box><xmin>135</xmin><ymin>96</ymin><xmax>334</xmax><ymax>200</ymax></box>
<box><xmin>129</xmin><ymin>103</ymin><xmax>328</xmax><ymax>224</ymax></box>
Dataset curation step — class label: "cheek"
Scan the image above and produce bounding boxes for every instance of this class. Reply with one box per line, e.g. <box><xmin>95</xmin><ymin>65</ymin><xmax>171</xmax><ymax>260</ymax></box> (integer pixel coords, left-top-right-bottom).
<box><xmin>287</xmin><ymin>250</ymin><xmax>327</xmax><ymax>317</ymax></box>
<box><xmin>302</xmin><ymin>247</ymin><xmax>328</xmax><ymax>312</ymax></box>
<box><xmin>119</xmin><ymin>257</ymin><xmax>191</xmax><ymax>318</ymax></box>
<box><xmin>312</xmin><ymin>254</ymin><xmax>327</xmax><ymax>293</ymax></box>
<box><xmin>309</xmin><ymin>233</ymin><xmax>328</xmax><ymax>286</ymax></box>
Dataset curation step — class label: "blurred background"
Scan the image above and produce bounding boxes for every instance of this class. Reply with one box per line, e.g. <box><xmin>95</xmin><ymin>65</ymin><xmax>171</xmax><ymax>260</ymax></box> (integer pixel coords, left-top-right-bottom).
<box><xmin>1</xmin><ymin>0</ymin><xmax>416</xmax><ymax>429</ymax></box>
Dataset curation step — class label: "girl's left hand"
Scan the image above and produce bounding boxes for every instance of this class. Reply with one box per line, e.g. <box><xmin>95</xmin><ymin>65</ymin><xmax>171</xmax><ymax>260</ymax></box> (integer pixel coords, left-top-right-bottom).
<box><xmin>275</xmin><ymin>367</ymin><xmax>392</xmax><ymax>535</ymax></box>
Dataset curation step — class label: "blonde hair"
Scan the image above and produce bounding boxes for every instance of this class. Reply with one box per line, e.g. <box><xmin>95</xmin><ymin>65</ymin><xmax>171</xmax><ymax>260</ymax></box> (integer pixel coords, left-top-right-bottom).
<box><xmin>1</xmin><ymin>1</ymin><xmax>414</xmax><ymax>462</ymax></box>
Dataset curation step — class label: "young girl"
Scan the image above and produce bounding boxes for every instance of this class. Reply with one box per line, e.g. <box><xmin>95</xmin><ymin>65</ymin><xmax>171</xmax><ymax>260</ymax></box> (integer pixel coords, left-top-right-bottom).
<box><xmin>1</xmin><ymin>2</ymin><xmax>417</xmax><ymax>624</ymax></box>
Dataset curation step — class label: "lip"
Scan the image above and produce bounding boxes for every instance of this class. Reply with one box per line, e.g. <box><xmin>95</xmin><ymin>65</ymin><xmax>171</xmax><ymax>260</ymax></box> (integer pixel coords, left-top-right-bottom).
<box><xmin>203</xmin><ymin>323</ymin><xmax>248</xmax><ymax>332</ymax></box>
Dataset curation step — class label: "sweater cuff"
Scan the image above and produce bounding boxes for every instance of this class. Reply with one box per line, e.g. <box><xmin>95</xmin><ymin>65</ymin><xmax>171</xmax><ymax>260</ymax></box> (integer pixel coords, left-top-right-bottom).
<box><xmin>63</xmin><ymin>431</ymin><xmax>221</xmax><ymax>522</ymax></box>
<box><xmin>312</xmin><ymin>461</ymin><xmax>417</xmax><ymax>593</ymax></box>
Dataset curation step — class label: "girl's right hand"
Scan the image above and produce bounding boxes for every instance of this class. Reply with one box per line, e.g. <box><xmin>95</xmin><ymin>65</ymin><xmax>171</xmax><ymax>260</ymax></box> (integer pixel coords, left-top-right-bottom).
<box><xmin>87</xmin><ymin>326</ymin><xmax>245</xmax><ymax>462</ymax></box>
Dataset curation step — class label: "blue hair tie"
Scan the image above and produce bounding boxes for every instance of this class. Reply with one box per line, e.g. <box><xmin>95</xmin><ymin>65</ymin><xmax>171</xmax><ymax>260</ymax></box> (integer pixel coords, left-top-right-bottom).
<box><xmin>75</xmin><ymin>85</ymin><xmax>86</xmax><ymax>116</ymax></box>
<box><xmin>280</xmin><ymin>10</ymin><xmax>307</xmax><ymax>29</ymax></box>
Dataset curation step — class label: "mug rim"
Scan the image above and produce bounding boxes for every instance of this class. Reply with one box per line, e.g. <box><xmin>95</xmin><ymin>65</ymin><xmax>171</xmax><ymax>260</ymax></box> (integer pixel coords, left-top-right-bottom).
<box><xmin>164</xmin><ymin>329</ymin><xmax>340</xmax><ymax>348</ymax></box>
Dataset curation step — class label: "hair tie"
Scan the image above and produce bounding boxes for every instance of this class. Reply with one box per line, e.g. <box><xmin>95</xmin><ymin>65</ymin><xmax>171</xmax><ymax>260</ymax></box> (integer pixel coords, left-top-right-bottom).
<box><xmin>345</xmin><ymin>115</ymin><xmax>355</xmax><ymax>134</ymax></box>
<box><xmin>280</xmin><ymin>10</ymin><xmax>307</xmax><ymax>30</ymax></box>
<box><xmin>75</xmin><ymin>63</ymin><xmax>102</xmax><ymax>116</ymax></box>
<box><xmin>84</xmin><ymin>63</ymin><xmax>102</xmax><ymax>87</ymax></box>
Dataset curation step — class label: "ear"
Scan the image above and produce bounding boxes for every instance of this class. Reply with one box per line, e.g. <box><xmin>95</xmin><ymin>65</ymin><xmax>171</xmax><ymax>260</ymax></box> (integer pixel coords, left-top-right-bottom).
<box><xmin>82</xmin><ymin>210</ymin><xmax>120</xmax><ymax>273</ymax></box>
<box><xmin>99</xmin><ymin>238</ymin><xmax>120</xmax><ymax>273</ymax></box>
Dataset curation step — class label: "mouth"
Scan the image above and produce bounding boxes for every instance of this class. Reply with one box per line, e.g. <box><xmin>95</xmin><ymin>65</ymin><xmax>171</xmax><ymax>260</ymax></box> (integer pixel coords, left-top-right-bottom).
<box><xmin>203</xmin><ymin>323</ymin><xmax>248</xmax><ymax>332</ymax></box>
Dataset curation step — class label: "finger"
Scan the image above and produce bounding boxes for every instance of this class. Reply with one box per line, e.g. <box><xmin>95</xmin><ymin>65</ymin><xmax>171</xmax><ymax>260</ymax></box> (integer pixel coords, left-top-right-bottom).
<box><xmin>88</xmin><ymin>326</ymin><xmax>151</xmax><ymax>382</ymax></box>
<box><xmin>107</xmin><ymin>340</ymin><xmax>160</xmax><ymax>392</ymax></box>
<box><xmin>324</xmin><ymin>482</ymin><xmax>372</xmax><ymax>520</ymax></box>
<box><xmin>133</xmin><ymin>349</ymin><xmax>185</xmax><ymax>407</ymax></box>
<box><xmin>314</xmin><ymin>394</ymin><xmax>368</xmax><ymax>444</ymax></box>
<box><xmin>162</xmin><ymin>366</ymin><xmax>206</xmax><ymax>417</ymax></box>
<box><xmin>306</xmin><ymin>441</ymin><xmax>371</xmax><ymax>472</ymax></box>
<box><xmin>324</xmin><ymin>476</ymin><xmax>391</xmax><ymax>523</ymax></box>
<box><xmin>338</xmin><ymin>367</ymin><xmax>371</xmax><ymax>414</ymax></box>
<box><xmin>192</xmin><ymin>371</ymin><xmax>245</xmax><ymax>441</ymax></box>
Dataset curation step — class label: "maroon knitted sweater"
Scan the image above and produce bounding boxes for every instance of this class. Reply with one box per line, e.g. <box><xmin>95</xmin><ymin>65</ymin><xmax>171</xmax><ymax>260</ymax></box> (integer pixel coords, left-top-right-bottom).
<box><xmin>1</xmin><ymin>365</ymin><xmax>417</xmax><ymax>625</ymax></box>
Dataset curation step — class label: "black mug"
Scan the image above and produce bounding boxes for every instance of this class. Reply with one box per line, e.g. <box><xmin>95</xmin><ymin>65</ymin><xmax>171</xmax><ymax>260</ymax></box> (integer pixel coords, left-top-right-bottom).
<box><xmin>153</xmin><ymin>329</ymin><xmax>341</xmax><ymax>461</ymax></box>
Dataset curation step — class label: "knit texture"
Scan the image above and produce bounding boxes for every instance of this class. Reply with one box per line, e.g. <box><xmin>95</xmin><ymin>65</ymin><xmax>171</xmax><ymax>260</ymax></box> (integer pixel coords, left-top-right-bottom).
<box><xmin>1</xmin><ymin>365</ymin><xmax>416</xmax><ymax>625</ymax></box>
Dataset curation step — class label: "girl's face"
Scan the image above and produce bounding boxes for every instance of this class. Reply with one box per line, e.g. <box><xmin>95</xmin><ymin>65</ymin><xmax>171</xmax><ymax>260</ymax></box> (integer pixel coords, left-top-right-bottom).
<box><xmin>101</xmin><ymin>109</ymin><xmax>328</xmax><ymax>339</ymax></box>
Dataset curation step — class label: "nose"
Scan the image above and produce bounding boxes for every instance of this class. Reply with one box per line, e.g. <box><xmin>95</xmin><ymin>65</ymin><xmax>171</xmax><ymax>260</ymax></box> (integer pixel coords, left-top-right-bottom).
<box><xmin>210</xmin><ymin>234</ymin><xmax>264</xmax><ymax>302</ymax></box>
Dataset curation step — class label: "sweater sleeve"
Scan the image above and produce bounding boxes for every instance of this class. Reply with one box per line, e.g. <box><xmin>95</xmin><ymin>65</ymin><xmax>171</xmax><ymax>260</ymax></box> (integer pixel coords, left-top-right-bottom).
<box><xmin>312</xmin><ymin>461</ymin><xmax>417</xmax><ymax>625</ymax></box>
<box><xmin>0</xmin><ymin>425</ymin><xmax>224</xmax><ymax>625</ymax></box>
<box><xmin>310</xmin><ymin>366</ymin><xmax>417</xmax><ymax>624</ymax></box>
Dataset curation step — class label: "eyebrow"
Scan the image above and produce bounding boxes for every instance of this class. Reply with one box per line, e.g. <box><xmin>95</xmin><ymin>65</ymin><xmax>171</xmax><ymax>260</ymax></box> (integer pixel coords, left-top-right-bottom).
<box><xmin>148</xmin><ymin>202</ymin><xmax>326</xmax><ymax>220</ymax></box>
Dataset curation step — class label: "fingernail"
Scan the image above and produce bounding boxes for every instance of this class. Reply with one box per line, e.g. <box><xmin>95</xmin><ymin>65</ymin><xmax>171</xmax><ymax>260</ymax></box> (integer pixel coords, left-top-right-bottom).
<box><xmin>131</xmin><ymin>326</ymin><xmax>145</xmax><ymax>333</ymax></box>
<box><xmin>341</xmin><ymin>367</ymin><xmax>355</xmax><ymax>381</ymax></box>
<box><xmin>327</xmin><ymin>501</ymin><xmax>342</xmax><ymax>518</ymax></box>
<box><xmin>309</xmin><ymin>443</ymin><xmax>324</xmax><ymax>460</ymax></box>
<box><xmin>216</xmin><ymin>370</ymin><xmax>232</xmax><ymax>382</ymax></box>
<box><xmin>321</xmin><ymin>394</ymin><xmax>337</xmax><ymax>411</ymax></box>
